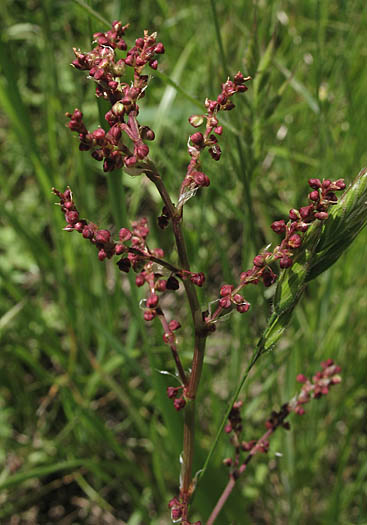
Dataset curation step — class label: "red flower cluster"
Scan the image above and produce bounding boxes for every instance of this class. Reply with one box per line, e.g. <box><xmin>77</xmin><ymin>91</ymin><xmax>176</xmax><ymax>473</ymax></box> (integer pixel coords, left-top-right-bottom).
<box><xmin>222</xmin><ymin>361</ymin><xmax>342</xmax><ymax>473</ymax></box>
<box><xmin>178</xmin><ymin>72</ymin><xmax>251</xmax><ymax>206</ymax></box>
<box><xmin>290</xmin><ymin>359</ymin><xmax>342</xmax><ymax>415</ymax></box>
<box><xmin>167</xmin><ymin>385</ymin><xmax>186</xmax><ymax>411</ymax></box>
<box><xmin>67</xmin><ymin>22</ymin><xmax>165</xmax><ymax>173</ymax></box>
<box><xmin>206</xmin><ymin>177</ymin><xmax>346</xmax><ymax>323</ymax></box>
<box><xmin>270</xmin><ymin>177</ymin><xmax>347</xmax><ymax>268</ymax></box>
<box><xmin>224</xmin><ymin>400</ymin><xmax>243</xmax><ymax>435</ymax></box>
<box><xmin>53</xmin><ymin>187</ymin><xmax>206</xmax><ymax>324</ymax></box>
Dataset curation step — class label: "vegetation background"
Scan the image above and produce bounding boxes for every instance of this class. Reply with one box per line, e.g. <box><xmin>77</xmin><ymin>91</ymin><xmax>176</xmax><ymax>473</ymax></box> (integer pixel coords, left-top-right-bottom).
<box><xmin>0</xmin><ymin>0</ymin><xmax>366</xmax><ymax>523</ymax></box>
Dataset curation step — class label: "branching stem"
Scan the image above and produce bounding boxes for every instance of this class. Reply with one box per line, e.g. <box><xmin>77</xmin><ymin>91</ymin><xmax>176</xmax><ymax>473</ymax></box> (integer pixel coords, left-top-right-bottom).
<box><xmin>146</xmin><ymin>167</ymin><xmax>209</xmax><ymax>506</ymax></box>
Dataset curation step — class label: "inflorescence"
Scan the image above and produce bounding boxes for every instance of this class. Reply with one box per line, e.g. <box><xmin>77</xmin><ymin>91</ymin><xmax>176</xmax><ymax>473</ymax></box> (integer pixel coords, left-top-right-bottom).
<box><xmin>223</xmin><ymin>359</ymin><xmax>342</xmax><ymax>475</ymax></box>
<box><xmin>52</xmin><ymin>186</ymin><xmax>204</xmax><ymax>329</ymax></box>
<box><xmin>54</xmin><ymin>21</ymin><xmax>347</xmax><ymax>416</ymax></box>
<box><xmin>67</xmin><ymin>21</ymin><xmax>164</xmax><ymax>173</ymax></box>
<box><xmin>205</xmin><ymin>177</ymin><xmax>346</xmax><ymax>323</ymax></box>
<box><xmin>54</xmin><ymin>20</ymin><xmax>349</xmax><ymax>525</ymax></box>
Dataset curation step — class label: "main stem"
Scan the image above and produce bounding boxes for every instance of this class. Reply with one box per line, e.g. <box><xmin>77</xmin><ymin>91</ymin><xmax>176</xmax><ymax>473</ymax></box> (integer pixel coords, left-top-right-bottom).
<box><xmin>146</xmin><ymin>169</ymin><xmax>209</xmax><ymax>504</ymax></box>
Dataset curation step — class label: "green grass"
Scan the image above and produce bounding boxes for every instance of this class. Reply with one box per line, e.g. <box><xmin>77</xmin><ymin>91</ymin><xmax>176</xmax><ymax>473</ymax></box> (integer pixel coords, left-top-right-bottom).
<box><xmin>0</xmin><ymin>1</ymin><xmax>366</xmax><ymax>523</ymax></box>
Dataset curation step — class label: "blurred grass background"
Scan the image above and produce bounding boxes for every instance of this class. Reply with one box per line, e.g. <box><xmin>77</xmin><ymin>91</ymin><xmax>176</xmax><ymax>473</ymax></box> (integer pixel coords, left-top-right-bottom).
<box><xmin>0</xmin><ymin>1</ymin><xmax>366</xmax><ymax>523</ymax></box>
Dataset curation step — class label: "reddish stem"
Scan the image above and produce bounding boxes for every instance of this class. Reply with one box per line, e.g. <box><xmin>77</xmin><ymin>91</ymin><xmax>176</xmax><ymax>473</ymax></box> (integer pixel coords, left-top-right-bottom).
<box><xmin>146</xmin><ymin>167</ymin><xmax>209</xmax><ymax>507</ymax></box>
<box><xmin>206</xmin><ymin>422</ymin><xmax>283</xmax><ymax>524</ymax></box>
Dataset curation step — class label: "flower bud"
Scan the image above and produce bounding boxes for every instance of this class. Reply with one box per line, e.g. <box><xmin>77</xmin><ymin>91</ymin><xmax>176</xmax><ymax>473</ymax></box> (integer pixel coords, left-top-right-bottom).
<box><xmin>136</xmin><ymin>143</ymin><xmax>149</xmax><ymax>159</ymax></box>
<box><xmin>144</xmin><ymin>309</ymin><xmax>156</xmax><ymax>321</ymax></box>
<box><xmin>308</xmin><ymin>178</ymin><xmax>322</xmax><ymax>189</ymax></box>
<box><xmin>168</xmin><ymin>320</ymin><xmax>181</xmax><ymax>331</ymax></box>
<box><xmin>314</xmin><ymin>211</ymin><xmax>329</xmax><ymax>220</ymax></box>
<box><xmin>135</xmin><ymin>274</ymin><xmax>145</xmax><ymax>287</ymax></box>
<box><xmin>297</xmin><ymin>222</ymin><xmax>309</xmax><ymax>232</ymax></box>
<box><xmin>82</xmin><ymin>226</ymin><xmax>94</xmax><ymax>239</ymax></box>
<box><xmin>193</xmin><ymin>171</ymin><xmax>210</xmax><ymax>187</ymax></box>
<box><xmin>237</xmin><ymin>303</ymin><xmax>250</xmax><ymax>313</ymax></box>
<box><xmin>147</xmin><ymin>294</ymin><xmax>159</xmax><ymax>308</ymax></box>
<box><xmin>124</xmin><ymin>155</ymin><xmax>137</xmax><ymax>167</ymax></box>
<box><xmin>289</xmin><ymin>208</ymin><xmax>300</xmax><ymax>220</ymax></box>
<box><xmin>271</xmin><ymin>220</ymin><xmax>286</xmax><ymax>234</ymax></box>
<box><xmin>154</xmin><ymin>42</ymin><xmax>165</xmax><ymax>54</ymax></box>
<box><xmin>309</xmin><ymin>190</ymin><xmax>320</xmax><ymax>201</ymax></box>
<box><xmin>156</xmin><ymin>279</ymin><xmax>166</xmax><ymax>291</ymax></box>
<box><xmin>219</xmin><ymin>296</ymin><xmax>231</xmax><ymax>309</ymax></box>
<box><xmin>253</xmin><ymin>255</ymin><xmax>265</xmax><ymax>267</ymax></box>
<box><xmin>288</xmin><ymin>233</ymin><xmax>302</xmax><ymax>248</ymax></box>
<box><xmin>98</xmin><ymin>248</ymin><xmax>107</xmax><ymax>261</ymax></box>
<box><xmin>173</xmin><ymin>398</ymin><xmax>185</xmax><ymax>411</ymax></box>
<box><xmin>220</xmin><ymin>284</ymin><xmax>234</xmax><ymax>296</ymax></box>
<box><xmin>119</xmin><ymin>228</ymin><xmax>132</xmax><ymax>241</ymax></box>
<box><xmin>322</xmin><ymin>179</ymin><xmax>332</xmax><ymax>189</ymax></box>
<box><xmin>65</xmin><ymin>210</ymin><xmax>79</xmax><ymax>224</ymax></box>
<box><xmin>232</xmin><ymin>293</ymin><xmax>244</xmax><ymax>304</ymax></box>
<box><xmin>190</xmin><ymin>272</ymin><xmax>205</xmax><ymax>287</ymax></box>
<box><xmin>124</xmin><ymin>54</ymin><xmax>134</xmax><ymax>66</ymax></box>
<box><xmin>167</xmin><ymin>386</ymin><xmax>178</xmax><ymax>399</ymax></box>
<box><xmin>93</xmin><ymin>68</ymin><xmax>104</xmax><ymax>81</ymax></box>
<box><xmin>135</xmin><ymin>56</ymin><xmax>145</xmax><ymax>67</ymax></box>
<box><xmin>140</xmin><ymin>126</ymin><xmax>155</xmax><ymax>141</ymax></box>
<box><xmin>105</xmin><ymin>110</ymin><xmax>117</xmax><ymax>126</ymax></box>
<box><xmin>73</xmin><ymin>221</ymin><xmax>84</xmax><ymax>233</ymax></box>
<box><xmin>299</xmin><ymin>205</ymin><xmax>314</xmax><ymax>220</ymax></box>
<box><xmin>109</xmin><ymin>125</ymin><xmax>122</xmax><ymax>141</ymax></box>
<box><xmin>111</xmin><ymin>151</ymin><xmax>123</xmax><ymax>170</ymax></box>
<box><xmin>217</xmin><ymin>93</ymin><xmax>227</xmax><ymax>105</ymax></box>
<box><xmin>168</xmin><ymin>497</ymin><xmax>180</xmax><ymax>509</ymax></box>
<box><xmin>115</xmin><ymin>243</ymin><xmax>126</xmax><ymax>255</ymax></box>
<box><xmin>95</xmin><ymin>229</ymin><xmax>111</xmax><ymax>244</ymax></box>
<box><xmin>334</xmin><ymin>179</ymin><xmax>346</xmax><ymax>190</ymax></box>
<box><xmin>108</xmin><ymin>80</ymin><xmax>119</xmax><ymax>90</ymax></box>
<box><xmin>190</xmin><ymin>132</ymin><xmax>204</xmax><ymax>145</ymax></box>
<box><xmin>93</xmin><ymin>128</ymin><xmax>105</xmax><ymax>141</ymax></box>
<box><xmin>279</xmin><ymin>256</ymin><xmax>293</xmax><ymax>268</ymax></box>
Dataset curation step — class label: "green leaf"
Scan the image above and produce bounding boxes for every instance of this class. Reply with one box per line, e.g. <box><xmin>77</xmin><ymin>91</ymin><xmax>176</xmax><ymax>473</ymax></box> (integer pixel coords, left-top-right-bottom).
<box><xmin>71</xmin><ymin>0</ymin><xmax>110</xmax><ymax>28</ymax></box>
<box><xmin>0</xmin><ymin>459</ymin><xmax>95</xmax><ymax>491</ymax></box>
